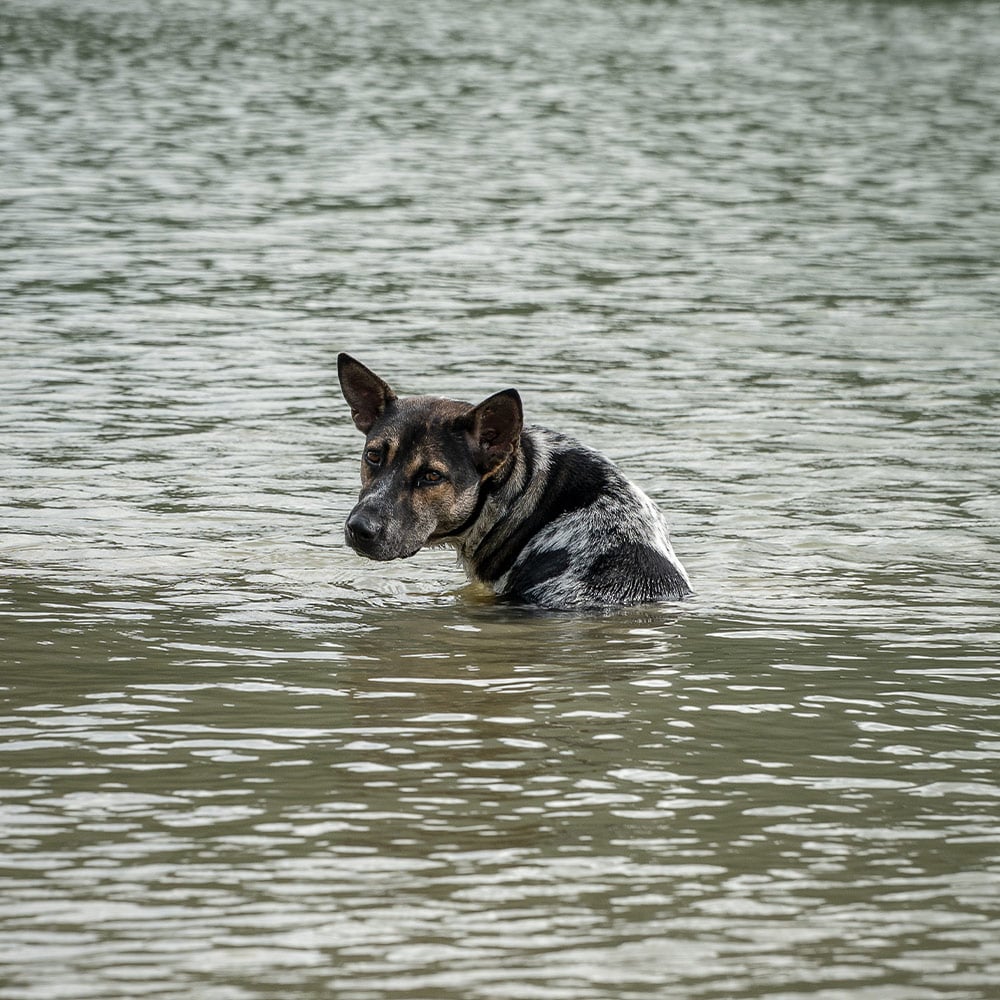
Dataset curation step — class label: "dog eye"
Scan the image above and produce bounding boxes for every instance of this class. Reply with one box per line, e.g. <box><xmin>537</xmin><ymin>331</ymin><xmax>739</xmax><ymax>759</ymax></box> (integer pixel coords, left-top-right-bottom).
<box><xmin>418</xmin><ymin>469</ymin><xmax>445</xmax><ymax>486</ymax></box>
<box><xmin>364</xmin><ymin>447</ymin><xmax>383</xmax><ymax>467</ymax></box>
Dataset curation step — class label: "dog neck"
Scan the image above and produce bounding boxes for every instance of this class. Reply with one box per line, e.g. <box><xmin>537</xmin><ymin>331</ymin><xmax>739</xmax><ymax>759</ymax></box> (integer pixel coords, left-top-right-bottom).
<box><xmin>447</xmin><ymin>430</ymin><xmax>547</xmax><ymax>584</ymax></box>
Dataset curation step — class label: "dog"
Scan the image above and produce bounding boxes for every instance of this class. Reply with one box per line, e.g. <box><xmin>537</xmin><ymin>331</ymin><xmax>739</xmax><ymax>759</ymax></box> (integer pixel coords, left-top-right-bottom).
<box><xmin>337</xmin><ymin>353</ymin><xmax>692</xmax><ymax>610</ymax></box>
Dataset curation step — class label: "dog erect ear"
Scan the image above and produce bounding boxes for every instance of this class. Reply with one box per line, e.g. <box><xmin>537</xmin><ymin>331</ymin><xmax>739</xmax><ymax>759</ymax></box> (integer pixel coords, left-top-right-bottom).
<box><xmin>338</xmin><ymin>353</ymin><xmax>397</xmax><ymax>433</ymax></box>
<box><xmin>468</xmin><ymin>389</ymin><xmax>523</xmax><ymax>475</ymax></box>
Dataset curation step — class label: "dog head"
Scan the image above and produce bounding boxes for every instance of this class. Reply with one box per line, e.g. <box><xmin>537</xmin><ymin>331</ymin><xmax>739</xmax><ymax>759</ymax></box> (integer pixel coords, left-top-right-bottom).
<box><xmin>337</xmin><ymin>353</ymin><xmax>523</xmax><ymax>561</ymax></box>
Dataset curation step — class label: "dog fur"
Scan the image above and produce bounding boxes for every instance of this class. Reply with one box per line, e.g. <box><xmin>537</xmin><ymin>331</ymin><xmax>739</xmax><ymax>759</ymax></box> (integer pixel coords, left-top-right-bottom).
<box><xmin>338</xmin><ymin>353</ymin><xmax>691</xmax><ymax>610</ymax></box>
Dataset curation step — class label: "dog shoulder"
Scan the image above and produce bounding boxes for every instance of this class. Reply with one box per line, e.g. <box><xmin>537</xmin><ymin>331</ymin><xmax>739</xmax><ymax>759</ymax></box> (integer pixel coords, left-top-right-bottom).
<box><xmin>498</xmin><ymin>427</ymin><xmax>691</xmax><ymax>609</ymax></box>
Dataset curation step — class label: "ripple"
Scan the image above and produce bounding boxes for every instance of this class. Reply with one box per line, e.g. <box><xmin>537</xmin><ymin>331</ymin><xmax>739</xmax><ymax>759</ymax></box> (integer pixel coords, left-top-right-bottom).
<box><xmin>3</xmin><ymin>1</ymin><xmax>1000</xmax><ymax>998</ymax></box>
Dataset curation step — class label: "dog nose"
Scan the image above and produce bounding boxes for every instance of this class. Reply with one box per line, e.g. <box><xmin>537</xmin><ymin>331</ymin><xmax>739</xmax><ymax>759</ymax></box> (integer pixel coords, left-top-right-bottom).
<box><xmin>346</xmin><ymin>510</ymin><xmax>379</xmax><ymax>543</ymax></box>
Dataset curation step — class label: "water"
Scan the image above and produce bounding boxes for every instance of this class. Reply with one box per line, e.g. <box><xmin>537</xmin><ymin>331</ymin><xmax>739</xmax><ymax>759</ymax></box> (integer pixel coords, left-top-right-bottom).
<box><xmin>2</xmin><ymin>1</ymin><xmax>1000</xmax><ymax>997</ymax></box>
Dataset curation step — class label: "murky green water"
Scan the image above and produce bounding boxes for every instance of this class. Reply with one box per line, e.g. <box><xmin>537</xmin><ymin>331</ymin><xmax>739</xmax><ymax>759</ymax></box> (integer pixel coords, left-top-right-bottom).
<box><xmin>3</xmin><ymin>1</ymin><xmax>1000</xmax><ymax>998</ymax></box>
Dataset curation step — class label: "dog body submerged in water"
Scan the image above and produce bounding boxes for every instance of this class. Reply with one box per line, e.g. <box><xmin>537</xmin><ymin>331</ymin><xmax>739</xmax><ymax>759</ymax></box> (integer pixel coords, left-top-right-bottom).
<box><xmin>338</xmin><ymin>354</ymin><xmax>691</xmax><ymax>610</ymax></box>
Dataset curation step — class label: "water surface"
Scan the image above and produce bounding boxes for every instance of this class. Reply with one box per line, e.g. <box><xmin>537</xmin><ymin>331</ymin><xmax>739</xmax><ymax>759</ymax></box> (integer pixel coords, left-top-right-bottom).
<box><xmin>2</xmin><ymin>1</ymin><xmax>999</xmax><ymax>998</ymax></box>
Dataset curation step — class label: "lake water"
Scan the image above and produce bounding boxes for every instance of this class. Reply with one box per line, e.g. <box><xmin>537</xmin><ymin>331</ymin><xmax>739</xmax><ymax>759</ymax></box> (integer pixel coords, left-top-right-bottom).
<box><xmin>2</xmin><ymin>1</ymin><xmax>1000</xmax><ymax>998</ymax></box>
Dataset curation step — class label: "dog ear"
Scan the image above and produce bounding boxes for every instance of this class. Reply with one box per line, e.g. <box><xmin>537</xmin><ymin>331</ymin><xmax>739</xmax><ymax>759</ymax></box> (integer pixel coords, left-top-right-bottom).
<box><xmin>468</xmin><ymin>389</ymin><xmax>523</xmax><ymax>475</ymax></box>
<box><xmin>338</xmin><ymin>353</ymin><xmax>397</xmax><ymax>432</ymax></box>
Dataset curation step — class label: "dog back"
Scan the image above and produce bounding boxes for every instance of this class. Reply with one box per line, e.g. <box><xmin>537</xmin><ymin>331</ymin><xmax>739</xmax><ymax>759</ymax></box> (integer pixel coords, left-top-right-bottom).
<box><xmin>455</xmin><ymin>426</ymin><xmax>691</xmax><ymax>610</ymax></box>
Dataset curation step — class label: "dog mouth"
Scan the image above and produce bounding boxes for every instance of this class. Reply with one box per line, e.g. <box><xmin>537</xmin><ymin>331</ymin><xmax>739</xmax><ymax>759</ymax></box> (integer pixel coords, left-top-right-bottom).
<box><xmin>344</xmin><ymin>507</ymin><xmax>433</xmax><ymax>562</ymax></box>
<box><xmin>349</xmin><ymin>546</ymin><xmax>422</xmax><ymax>563</ymax></box>
<box><xmin>345</xmin><ymin>531</ymin><xmax>424</xmax><ymax>562</ymax></box>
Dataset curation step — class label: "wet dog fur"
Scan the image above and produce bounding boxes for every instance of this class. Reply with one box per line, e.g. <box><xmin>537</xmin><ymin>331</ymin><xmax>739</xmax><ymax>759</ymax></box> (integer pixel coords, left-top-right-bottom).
<box><xmin>338</xmin><ymin>353</ymin><xmax>691</xmax><ymax>610</ymax></box>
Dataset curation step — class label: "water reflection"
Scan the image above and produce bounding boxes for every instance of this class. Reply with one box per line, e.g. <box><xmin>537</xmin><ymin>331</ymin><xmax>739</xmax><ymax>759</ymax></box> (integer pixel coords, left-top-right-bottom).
<box><xmin>4</xmin><ymin>581</ymin><xmax>1000</xmax><ymax>997</ymax></box>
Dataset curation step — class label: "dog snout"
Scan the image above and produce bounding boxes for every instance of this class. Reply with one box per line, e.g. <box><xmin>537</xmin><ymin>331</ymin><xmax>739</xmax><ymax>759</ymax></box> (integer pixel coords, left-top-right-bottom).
<box><xmin>346</xmin><ymin>509</ymin><xmax>380</xmax><ymax>545</ymax></box>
